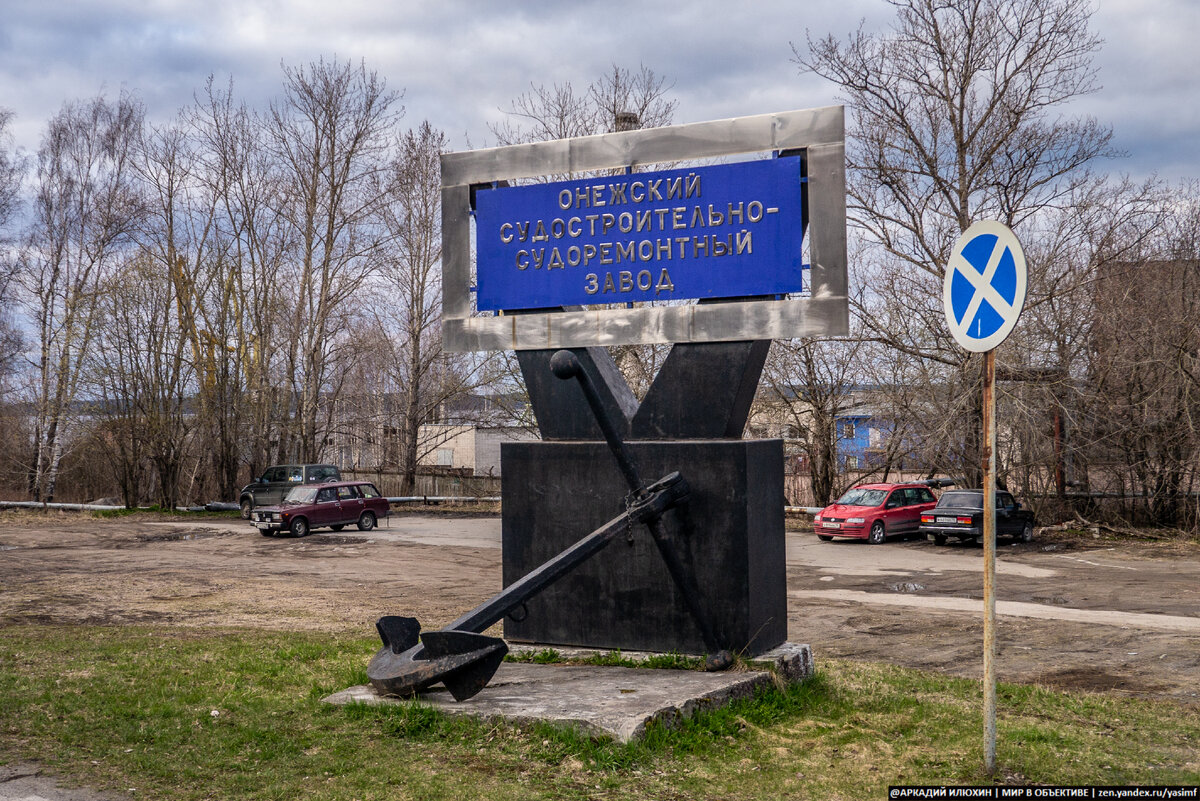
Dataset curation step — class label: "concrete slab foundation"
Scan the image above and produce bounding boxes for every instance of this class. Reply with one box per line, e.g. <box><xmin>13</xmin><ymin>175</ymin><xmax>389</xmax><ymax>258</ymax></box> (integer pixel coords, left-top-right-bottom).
<box><xmin>327</xmin><ymin>643</ymin><xmax>814</xmax><ymax>743</ymax></box>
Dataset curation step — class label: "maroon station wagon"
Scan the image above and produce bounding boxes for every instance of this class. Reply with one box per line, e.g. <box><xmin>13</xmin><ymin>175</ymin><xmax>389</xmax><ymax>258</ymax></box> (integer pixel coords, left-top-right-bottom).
<box><xmin>251</xmin><ymin>480</ymin><xmax>390</xmax><ymax>537</ymax></box>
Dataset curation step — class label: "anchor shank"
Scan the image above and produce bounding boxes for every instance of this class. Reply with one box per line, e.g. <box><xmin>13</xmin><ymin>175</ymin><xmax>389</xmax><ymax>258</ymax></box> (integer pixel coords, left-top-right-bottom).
<box><xmin>445</xmin><ymin>472</ymin><xmax>688</xmax><ymax>635</ymax></box>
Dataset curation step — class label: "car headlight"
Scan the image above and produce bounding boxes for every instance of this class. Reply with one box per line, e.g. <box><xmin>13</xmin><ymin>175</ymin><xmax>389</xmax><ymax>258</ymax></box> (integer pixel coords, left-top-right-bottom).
<box><xmin>847</xmin><ymin>517</ymin><xmax>865</xmax><ymax>524</ymax></box>
<box><xmin>272</xmin><ymin>513</ymin><xmax>282</xmax><ymax>522</ymax></box>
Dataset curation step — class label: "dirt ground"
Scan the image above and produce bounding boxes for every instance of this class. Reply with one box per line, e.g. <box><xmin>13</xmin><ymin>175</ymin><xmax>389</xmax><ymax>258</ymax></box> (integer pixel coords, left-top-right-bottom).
<box><xmin>1</xmin><ymin>508</ymin><xmax>1198</xmax><ymax>705</ymax></box>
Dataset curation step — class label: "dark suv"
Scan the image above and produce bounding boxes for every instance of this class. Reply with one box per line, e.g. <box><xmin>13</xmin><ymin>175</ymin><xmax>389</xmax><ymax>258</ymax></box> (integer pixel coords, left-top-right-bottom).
<box><xmin>238</xmin><ymin>464</ymin><xmax>341</xmax><ymax>518</ymax></box>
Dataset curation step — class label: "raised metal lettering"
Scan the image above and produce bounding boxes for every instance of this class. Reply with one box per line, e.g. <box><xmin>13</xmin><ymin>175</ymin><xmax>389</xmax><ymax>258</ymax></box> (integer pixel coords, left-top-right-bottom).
<box><xmin>684</xmin><ymin>173</ymin><xmax>701</xmax><ymax>198</ymax></box>
<box><xmin>547</xmin><ymin>247</ymin><xmax>565</xmax><ymax>269</ymax></box>
<box><xmin>618</xmin><ymin>212</ymin><xmax>634</xmax><ymax>234</ymax></box>
<box><xmin>584</xmin><ymin>273</ymin><xmax>598</xmax><ymax>294</ymax></box>
<box><xmin>655</xmin><ymin>268</ymin><xmax>675</xmax><ymax>294</ymax></box>
<box><xmin>637</xmin><ymin>269</ymin><xmax>652</xmax><ymax>290</ymax></box>
<box><xmin>736</xmin><ymin>229</ymin><xmax>752</xmax><ymax>255</ymax></box>
<box><xmin>707</xmin><ymin>205</ymin><xmax>724</xmax><ymax>226</ymax></box>
<box><xmin>500</xmin><ymin>222</ymin><xmax>514</xmax><ymax>244</ymax></box>
<box><xmin>616</xmin><ymin>241</ymin><xmax>635</xmax><ymax>263</ymax></box>
<box><xmin>748</xmin><ymin>201</ymin><xmax>763</xmax><ymax>222</ymax></box>
<box><xmin>516</xmin><ymin>250</ymin><xmax>530</xmax><ymax>270</ymax></box>
<box><xmin>558</xmin><ymin>189</ymin><xmax>572</xmax><ymax>210</ymax></box>
<box><xmin>619</xmin><ymin>270</ymin><xmax>633</xmax><ymax>292</ymax></box>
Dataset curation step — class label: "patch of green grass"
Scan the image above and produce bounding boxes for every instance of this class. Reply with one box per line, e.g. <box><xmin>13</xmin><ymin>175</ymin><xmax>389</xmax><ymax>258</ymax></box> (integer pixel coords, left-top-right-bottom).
<box><xmin>0</xmin><ymin>626</ymin><xmax>1197</xmax><ymax>800</ymax></box>
<box><xmin>507</xmin><ymin>648</ymin><xmax>706</xmax><ymax>671</ymax></box>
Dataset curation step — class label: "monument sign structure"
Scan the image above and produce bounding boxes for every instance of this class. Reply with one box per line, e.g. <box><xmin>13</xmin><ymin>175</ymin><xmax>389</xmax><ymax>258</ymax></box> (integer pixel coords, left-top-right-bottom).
<box><xmin>368</xmin><ymin>107</ymin><xmax>848</xmax><ymax>700</ymax></box>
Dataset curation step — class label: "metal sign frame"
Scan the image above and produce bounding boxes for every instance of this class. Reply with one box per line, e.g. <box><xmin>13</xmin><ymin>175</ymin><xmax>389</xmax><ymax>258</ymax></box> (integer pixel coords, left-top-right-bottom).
<box><xmin>440</xmin><ymin>106</ymin><xmax>849</xmax><ymax>352</ymax></box>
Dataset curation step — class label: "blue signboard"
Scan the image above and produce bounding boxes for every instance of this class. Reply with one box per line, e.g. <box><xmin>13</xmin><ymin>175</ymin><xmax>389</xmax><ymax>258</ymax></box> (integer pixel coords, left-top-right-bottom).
<box><xmin>473</xmin><ymin>156</ymin><xmax>805</xmax><ymax>312</ymax></box>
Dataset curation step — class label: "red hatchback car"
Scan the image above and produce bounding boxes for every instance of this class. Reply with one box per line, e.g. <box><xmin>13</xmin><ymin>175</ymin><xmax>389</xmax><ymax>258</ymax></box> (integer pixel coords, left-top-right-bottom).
<box><xmin>813</xmin><ymin>482</ymin><xmax>939</xmax><ymax>544</ymax></box>
<box><xmin>250</xmin><ymin>480</ymin><xmax>390</xmax><ymax>537</ymax></box>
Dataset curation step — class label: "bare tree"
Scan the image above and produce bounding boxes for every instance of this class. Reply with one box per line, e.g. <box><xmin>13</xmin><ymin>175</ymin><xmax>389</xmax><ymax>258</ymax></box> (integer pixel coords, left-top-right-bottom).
<box><xmin>88</xmin><ymin>253</ymin><xmax>194</xmax><ymax>508</ymax></box>
<box><xmin>764</xmin><ymin>337</ymin><xmax>868</xmax><ymax>506</ymax></box>
<box><xmin>190</xmin><ymin>76</ymin><xmax>295</xmax><ymax>486</ymax></box>
<box><xmin>0</xmin><ymin>109</ymin><xmax>28</xmax><ymax>495</ymax></box>
<box><xmin>490</xmin><ymin>63</ymin><xmax>676</xmax><ymax>145</ymax></box>
<box><xmin>264</xmin><ymin>58</ymin><xmax>403</xmax><ymax>463</ymax></box>
<box><xmin>490</xmin><ymin>64</ymin><xmax>678</xmax><ymax>400</ymax></box>
<box><xmin>795</xmin><ymin>0</ymin><xmax>1115</xmax><ymax>486</ymax></box>
<box><xmin>132</xmin><ymin>115</ymin><xmax>244</xmax><ymax>503</ymax></box>
<box><xmin>19</xmin><ymin>93</ymin><xmax>145</xmax><ymax>502</ymax></box>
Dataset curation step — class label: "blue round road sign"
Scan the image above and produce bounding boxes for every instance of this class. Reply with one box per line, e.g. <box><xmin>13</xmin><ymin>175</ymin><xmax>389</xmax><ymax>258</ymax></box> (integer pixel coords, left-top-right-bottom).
<box><xmin>942</xmin><ymin>220</ymin><xmax>1027</xmax><ymax>353</ymax></box>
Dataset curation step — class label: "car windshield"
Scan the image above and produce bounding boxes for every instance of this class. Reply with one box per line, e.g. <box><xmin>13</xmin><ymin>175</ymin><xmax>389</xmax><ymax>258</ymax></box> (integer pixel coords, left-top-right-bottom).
<box><xmin>936</xmin><ymin>491</ymin><xmax>982</xmax><ymax>509</ymax></box>
<box><xmin>284</xmin><ymin>486</ymin><xmax>318</xmax><ymax>504</ymax></box>
<box><xmin>834</xmin><ymin>488</ymin><xmax>887</xmax><ymax>507</ymax></box>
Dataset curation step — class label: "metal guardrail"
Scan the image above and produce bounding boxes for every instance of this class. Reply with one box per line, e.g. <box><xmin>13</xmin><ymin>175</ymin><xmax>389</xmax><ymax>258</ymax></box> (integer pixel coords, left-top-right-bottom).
<box><xmin>387</xmin><ymin>496</ymin><xmax>500</xmax><ymax>504</ymax></box>
<box><xmin>0</xmin><ymin>500</ymin><xmax>129</xmax><ymax>512</ymax></box>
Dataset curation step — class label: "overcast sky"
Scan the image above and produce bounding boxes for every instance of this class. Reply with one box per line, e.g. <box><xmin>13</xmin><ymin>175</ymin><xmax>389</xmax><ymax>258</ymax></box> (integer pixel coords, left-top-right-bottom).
<box><xmin>2</xmin><ymin>0</ymin><xmax>1197</xmax><ymax>183</ymax></box>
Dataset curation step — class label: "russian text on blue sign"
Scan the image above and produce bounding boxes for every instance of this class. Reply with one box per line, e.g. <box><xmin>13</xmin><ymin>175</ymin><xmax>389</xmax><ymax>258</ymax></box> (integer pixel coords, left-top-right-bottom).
<box><xmin>473</xmin><ymin>156</ymin><xmax>805</xmax><ymax>312</ymax></box>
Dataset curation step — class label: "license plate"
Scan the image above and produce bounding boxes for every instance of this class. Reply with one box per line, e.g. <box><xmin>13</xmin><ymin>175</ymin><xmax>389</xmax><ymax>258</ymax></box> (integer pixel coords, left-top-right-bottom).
<box><xmin>254</xmin><ymin>522</ymin><xmax>273</xmax><ymax>529</ymax></box>
<box><xmin>936</xmin><ymin>516</ymin><xmax>955</xmax><ymax>523</ymax></box>
<box><xmin>822</xmin><ymin>521</ymin><xmax>841</xmax><ymax>529</ymax></box>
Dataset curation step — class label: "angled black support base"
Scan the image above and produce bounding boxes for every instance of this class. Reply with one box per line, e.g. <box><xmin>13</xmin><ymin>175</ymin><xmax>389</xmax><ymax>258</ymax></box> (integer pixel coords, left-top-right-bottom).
<box><xmin>502</xmin><ymin>439</ymin><xmax>786</xmax><ymax>656</ymax></box>
<box><xmin>502</xmin><ymin>340</ymin><xmax>788</xmax><ymax>658</ymax></box>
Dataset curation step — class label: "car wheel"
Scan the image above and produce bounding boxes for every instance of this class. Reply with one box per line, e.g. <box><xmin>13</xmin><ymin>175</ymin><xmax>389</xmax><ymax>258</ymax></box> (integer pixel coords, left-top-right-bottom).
<box><xmin>240</xmin><ymin>498</ymin><xmax>253</xmax><ymax>520</ymax></box>
<box><xmin>933</xmin><ymin>534</ymin><xmax>947</xmax><ymax>546</ymax></box>
<box><xmin>817</xmin><ymin>534</ymin><xmax>834</xmax><ymax>542</ymax></box>
<box><xmin>1020</xmin><ymin>522</ymin><xmax>1034</xmax><ymax>543</ymax></box>
<box><xmin>867</xmin><ymin>522</ymin><xmax>885</xmax><ymax>545</ymax></box>
<box><xmin>331</xmin><ymin>524</ymin><xmax>345</xmax><ymax>532</ymax></box>
<box><xmin>357</xmin><ymin>511</ymin><xmax>376</xmax><ymax>532</ymax></box>
<box><xmin>289</xmin><ymin>517</ymin><xmax>309</xmax><ymax>538</ymax></box>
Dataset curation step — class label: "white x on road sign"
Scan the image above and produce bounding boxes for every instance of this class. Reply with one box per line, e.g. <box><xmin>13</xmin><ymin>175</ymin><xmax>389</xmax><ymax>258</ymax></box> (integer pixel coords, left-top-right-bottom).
<box><xmin>943</xmin><ymin>220</ymin><xmax>1027</xmax><ymax>353</ymax></box>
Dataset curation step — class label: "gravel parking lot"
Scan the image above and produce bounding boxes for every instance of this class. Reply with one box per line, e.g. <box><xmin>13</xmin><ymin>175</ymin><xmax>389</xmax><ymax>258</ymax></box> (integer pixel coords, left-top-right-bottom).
<box><xmin>1</xmin><ymin>509</ymin><xmax>1197</xmax><ymax>703</ymax></box>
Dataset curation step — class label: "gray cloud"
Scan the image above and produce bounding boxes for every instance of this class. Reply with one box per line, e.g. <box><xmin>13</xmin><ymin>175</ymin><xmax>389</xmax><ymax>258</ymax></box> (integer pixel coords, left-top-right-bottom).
<box><xmin>1</xmin><ymin>0</ymin><xmax>1195</xmax><ymax>183</ymax></box>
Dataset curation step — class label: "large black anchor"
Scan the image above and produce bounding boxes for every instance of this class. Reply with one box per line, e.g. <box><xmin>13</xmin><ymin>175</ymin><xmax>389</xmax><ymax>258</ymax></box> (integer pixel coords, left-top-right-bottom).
<box><xmin>367</xmin><ymin>349</ymin><xmax>733</xmax><ymax>701</ymax></box>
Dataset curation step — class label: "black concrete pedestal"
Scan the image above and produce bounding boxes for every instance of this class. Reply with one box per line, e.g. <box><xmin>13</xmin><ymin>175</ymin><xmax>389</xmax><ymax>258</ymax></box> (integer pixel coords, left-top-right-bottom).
<box><xmin>501</xmin><ymin>439</ymin><xmax>786</xmax><ymax>656</ymax></box>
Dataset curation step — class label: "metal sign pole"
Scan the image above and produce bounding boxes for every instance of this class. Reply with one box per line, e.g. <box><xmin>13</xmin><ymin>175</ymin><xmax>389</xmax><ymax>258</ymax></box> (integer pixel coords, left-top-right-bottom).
<box><xmin>982</xmin><ymin>348</ymin><xmax>997</xmax><ymax>775</ymax></box>
<box><xmin>944</xmin><ymin>219</ymin><xmax>1026</xmax><ymax>778</ymax></box>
